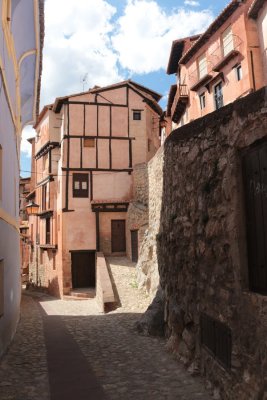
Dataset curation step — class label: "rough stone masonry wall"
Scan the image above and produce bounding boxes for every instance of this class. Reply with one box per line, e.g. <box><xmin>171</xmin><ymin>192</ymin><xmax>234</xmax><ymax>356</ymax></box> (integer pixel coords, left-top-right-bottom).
<box><xmin>127</xmin><ymin>163</ymin><xmax>149</xmax><ymax>260</ymax></box>
<box><xmin>157</xmin><ymin>87</ymin><xmax>267</xmax><ymax>399</ymax></box>
<box><xmin>136</xmin><ymin>147</ymin><xmax>164</xmax><ymax>299</ymax></box>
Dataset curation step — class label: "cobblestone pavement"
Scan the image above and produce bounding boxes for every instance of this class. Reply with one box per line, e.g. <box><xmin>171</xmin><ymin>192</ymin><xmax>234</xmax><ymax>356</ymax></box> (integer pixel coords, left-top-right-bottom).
<box><xmin>0</xmin><ymin>257</ymin><xmax>212</xmax><ymax>400</ymax></box>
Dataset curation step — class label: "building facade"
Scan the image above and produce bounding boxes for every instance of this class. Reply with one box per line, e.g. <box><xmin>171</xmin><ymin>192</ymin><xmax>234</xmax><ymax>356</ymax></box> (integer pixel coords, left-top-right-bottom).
<box><xmin>28</xmin><ymin>81</ymin><xmax>162</xmax><ymax>298</ymax></box>
<box><xmin>0</xmin><ymin>0</ymin><xmax>43</xmax><ymax>357</ymax></box>
<box><xmin>19</xmin><ymin>177</ymin><xmax>31</xmax><ymax>281</ymax></box>
<box><xmin>166</xmin><ymin>0</ymin><xmax>267</xmax><ymax>129</ymax></box>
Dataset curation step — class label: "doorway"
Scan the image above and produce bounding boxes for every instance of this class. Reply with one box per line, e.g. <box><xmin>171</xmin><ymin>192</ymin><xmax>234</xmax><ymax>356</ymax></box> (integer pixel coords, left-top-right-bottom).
<box><xmin>111</xmin><ymin>220</ymin><xmax>126</xmax><ymax>253</ymax></box>
<box><xmin>71</xmin><ymin>251</ymin><xmax>96</xmax><ymax>289</ymax></box>
<box><xmin>242</xmin><ymin>142</ymin><xmax>267</xmax><ymax>294</ymax></box>
<box><xmin>131</xmin><ymin>230</ymin><xmax>138</xmax><ymax>262</ymax></box>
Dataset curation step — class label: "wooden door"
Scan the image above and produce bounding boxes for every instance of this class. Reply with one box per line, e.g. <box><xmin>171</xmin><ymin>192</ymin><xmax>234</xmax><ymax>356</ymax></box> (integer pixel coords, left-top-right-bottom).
<box><xmin>111</xmin><ymin>220</ymin><xmax>126</xmax><ymax>252</ymax></box>
<box><xmin>71</xmin><ymin>251</ymin><xmax>96</xmax><ymax>289</ymax></box>
<box><xmin>131</xmin><ymin>230</ymin><xmax>138</xmax><ymax>262</ymax></box>
<box><xmin>243</xmin><ymin>142</ymin><xmax>267</xmax><ymax>293</ymax></box>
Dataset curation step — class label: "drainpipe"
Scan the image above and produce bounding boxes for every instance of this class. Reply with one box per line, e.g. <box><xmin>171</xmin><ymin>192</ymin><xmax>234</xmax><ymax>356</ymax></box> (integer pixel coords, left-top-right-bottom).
<box><xmin>250</xmin><ymin>50</ymin><xmax>256</xmax><ymax>91</ymax></box>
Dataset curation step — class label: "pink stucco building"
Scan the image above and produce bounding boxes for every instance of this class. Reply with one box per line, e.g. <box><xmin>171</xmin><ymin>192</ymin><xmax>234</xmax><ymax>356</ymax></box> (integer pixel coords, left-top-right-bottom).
<box><xmin>166</xmin><ymin>0</ymin><xmax>267</xmax><ymax>130</ymax></box>
<box><xmin>27</xmin><ymin>80</ymin><xmax>162</xmax><ymax>298</ymax></box>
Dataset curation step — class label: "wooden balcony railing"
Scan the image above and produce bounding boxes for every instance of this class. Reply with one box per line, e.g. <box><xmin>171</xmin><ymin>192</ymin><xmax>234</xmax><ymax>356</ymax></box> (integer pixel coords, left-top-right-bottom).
<box><xmin>171</xmin><ymin>84</ymin><xmax>189</xmax><ymax>123</ymax></box>
<box><xmin>210</xmin><ymin>34</ymin><xmax>242</xmax><ymax>72</ymax></box>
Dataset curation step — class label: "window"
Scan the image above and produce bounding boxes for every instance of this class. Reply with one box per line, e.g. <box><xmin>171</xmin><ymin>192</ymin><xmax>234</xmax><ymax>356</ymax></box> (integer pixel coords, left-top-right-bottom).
<box><xmin>199</xmin><ymin>93</ymin><xmax>206</xmax><ymax>110</ymax></box>
<box><xmin>43</xmin><ymin>153</ymin><xmax>48</xmax><ymax>171</ymax></box>
<box><xmin>214</xmin><ymin>82</ymin><xmax>224</xmax><ymax>110</ymax></box>
<box><xmin>198</xmin><ymin>53</ymin><xmax>207</xmax><ymax>79</ymax></box>
<box><xmin>0</xmin><ymin>145</ymin><xmax>2</xmax><ymax>202</ymax></box>
<box><xmin>84</xmin><ymin>138</ymin><xmax>95</xmax><ymax>148</ymax></box>
<box><xmin>45</xmin><ymin>218</ymin><xmax>51</xmax><ymax>244</ymax></box>
<box><xmin>236</xmin><ymin>64</ymin><xmax>242</xmax><ymax>81</ymax></box>
<box><xmin>73</xmin><ymin>173</ymin><xmax>89</xmax><ymax>198</ymax></box>
<box><xmin>42</xmin><ymin>184</ymin><xmax>47</xmax><ymax>211</ymax></box>
<box><xmin>0</xmin><ymin>260</ymin><xmax>3</xmax><ymax>318</ymax></box>
<box><xmin>222</xmin><ymin>26</ymin><xmax>234</xmax><ymax>56</ymax></box>
<box><xmin>133</xmin><ymin>111</ymin><xmax>141</xmax><ymax>120</ymax></box>
<box><xmin>200</xmin><ymin>313</ymin><xmax>232</xmax><ymax>369</ymax></box>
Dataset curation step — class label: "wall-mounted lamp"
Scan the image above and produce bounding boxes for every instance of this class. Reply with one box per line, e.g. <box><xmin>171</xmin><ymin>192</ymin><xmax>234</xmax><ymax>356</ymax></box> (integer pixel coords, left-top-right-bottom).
<box><xmin>25</xmin><ymin>201</ymin><xmax>39</xmax><ymax>216</ymax></box>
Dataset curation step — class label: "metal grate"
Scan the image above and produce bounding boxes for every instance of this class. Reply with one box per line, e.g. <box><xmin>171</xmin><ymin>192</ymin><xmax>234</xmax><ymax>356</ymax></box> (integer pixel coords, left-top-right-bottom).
<box><xmin>200</xmin><ymin>313</ymin><xmax>232</xmax><ymax>369</ymax></box>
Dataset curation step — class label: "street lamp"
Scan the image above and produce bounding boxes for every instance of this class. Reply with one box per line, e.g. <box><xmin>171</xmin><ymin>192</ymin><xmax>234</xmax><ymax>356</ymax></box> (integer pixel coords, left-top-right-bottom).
<box><xmin>25</xmin><ymin>201</ymin><xmax>39</xmax><ymax>216</ymax></box>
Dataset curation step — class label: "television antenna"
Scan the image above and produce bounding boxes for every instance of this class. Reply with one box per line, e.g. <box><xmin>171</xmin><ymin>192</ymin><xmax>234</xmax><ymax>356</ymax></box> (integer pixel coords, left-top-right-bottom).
<box><xmin>80</xmin><ymin>73</ymin><xmax>88</xmax><ymax>91</ymax></box>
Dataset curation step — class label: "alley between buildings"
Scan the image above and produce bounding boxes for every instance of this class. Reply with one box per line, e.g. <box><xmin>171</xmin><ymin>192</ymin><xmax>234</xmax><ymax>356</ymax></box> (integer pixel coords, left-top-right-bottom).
<box><xmin>0</xmin><ymin>258</ymin><xmax>211</xmax><ymax>400</ymax></box>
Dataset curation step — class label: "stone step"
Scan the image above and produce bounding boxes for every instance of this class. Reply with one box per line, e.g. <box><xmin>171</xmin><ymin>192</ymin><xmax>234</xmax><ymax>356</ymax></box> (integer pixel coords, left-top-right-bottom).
<box><xmin>64</xmin><ymin>288</ymin><xmax>96</xmax><ymax>300</ymax></box>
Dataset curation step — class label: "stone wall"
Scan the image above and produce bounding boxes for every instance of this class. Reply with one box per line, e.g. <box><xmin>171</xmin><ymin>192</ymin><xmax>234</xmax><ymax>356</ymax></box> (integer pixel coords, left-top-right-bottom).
<box><xmin>157</xmin><ymin>87</ymin><xmax>267</xmax><ymax>399</ymax></box>
<box><xmin>136</xmin><ymin>147</ymin><xmax>164</xmax><ymax>299</ymax></box>
<box><xmin>127</xmin><ymin>163</ymin><xmax>148</xmax><ymax>261</ymax></box>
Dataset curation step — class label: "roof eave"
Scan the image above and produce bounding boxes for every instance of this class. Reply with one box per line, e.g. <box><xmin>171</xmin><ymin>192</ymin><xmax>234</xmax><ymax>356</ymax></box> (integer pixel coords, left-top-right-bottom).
<box><xmin>180</xmin><ymin>0</ymin><xmax>242</xmax><ymax>65</ymax></box>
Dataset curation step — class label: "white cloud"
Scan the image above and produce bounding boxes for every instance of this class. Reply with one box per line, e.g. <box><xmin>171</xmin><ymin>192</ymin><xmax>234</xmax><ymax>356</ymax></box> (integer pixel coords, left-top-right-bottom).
<box><xmin>41</xmin><ymin>0</ymin><xmax>123</xmax><ymax>107</ymax></box>
<box><xmin>21</xmin><ymin>125</ymin><xmax>35</xmax><ymax>158</ymax></box>
<box><xmin>184</xmin><ymin>0</ymin><xmax>200</xmax><ymax>7</ymax></box>
<box><xmin>111</xmin><ymin>0</ymin><xmax>213</xmax><ymax>74</ymax></box>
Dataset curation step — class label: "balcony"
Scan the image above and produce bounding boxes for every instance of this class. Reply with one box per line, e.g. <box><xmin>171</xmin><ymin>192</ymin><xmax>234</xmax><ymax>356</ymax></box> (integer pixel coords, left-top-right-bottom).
<box><xmin>189</xmin><ymin>61</ymin><xmax>213</xmax><ymax>92</ymax></box>
<box><xmin>210</xmin><ymin>34</ymin><xmax>242</xmax><ymax>72</ymax></box>
<box><xmin>171</xmin><ymin>84</ymin><xmax>189</xmax><ymax>123</ymax></box>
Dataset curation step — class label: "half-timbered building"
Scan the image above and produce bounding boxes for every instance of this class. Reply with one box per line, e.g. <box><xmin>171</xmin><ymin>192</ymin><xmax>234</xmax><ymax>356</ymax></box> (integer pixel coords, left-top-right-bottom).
<box><xmin>28</xmin><ymin>80</ymin><xmax>162</xmax><ymax>297</ymax></box>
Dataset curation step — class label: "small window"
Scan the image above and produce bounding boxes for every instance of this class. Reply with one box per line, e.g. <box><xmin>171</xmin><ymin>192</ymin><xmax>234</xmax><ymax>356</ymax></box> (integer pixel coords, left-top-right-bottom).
<box><xmin>199</xmin><ymin>93</ymin><xmax>206</xmax><ymax>110</ymax></box>
<box><xmin>42</xmin><ymin>184</ymin><xmax>47</xmax><ymax>211</ymax></box>
<box><xmin>73</xmin><ymin>173</ymin><xmax>89</xmax><ymax>198</ymax></box>
<box><xmin>236</xmin><ymin>64</ymin><xmax>242</xmax><ymax>81</ymax></box>
<box><xmin>46</xmin><ymin>218</ymin><xmax>51</xmax><ymax>244</ymax></box>
<box><xmin>200</xmin><ymin>313</ymin><xmax>232</xmax><ymax>369</ymax></box>
<box><xmin>133</xmin><ymin>111</ymin><xmax>141</xmax><ymax>120</ymax></box>
<box><xmin>0</xmin><ymin>260</ymin><xmax>3</xmax><ymax>318</ymax></box>
<box><xmin>84</xmin><ymin>138</ymin><xmax>95</xmax><ymax>148</ymax></box>
<box><xmin>147</xmin><ymin>139</ymin><xmax>152</xmax><ymax>152</ymax></box>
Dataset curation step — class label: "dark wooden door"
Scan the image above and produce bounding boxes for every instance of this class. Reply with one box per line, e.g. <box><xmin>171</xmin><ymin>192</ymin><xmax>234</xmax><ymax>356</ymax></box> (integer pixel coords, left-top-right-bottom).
<box><xmin>71</xmin><ymin>251</ymin><xmax>96</xmax><ymax>289</ymax></box>
<box><xmin>131</xmin><ymin>230</ymin><xmax>138</xmax><ymax>262</ymax></box>
<box><xmin>111</xmin><ymin>220</ymin><xmax>126</xmax><ymax>252</ymax></box>
<box><xmin>243</xmin><ymin>143</ymin><xmax>267</xmax><ymax>293</ymax></box>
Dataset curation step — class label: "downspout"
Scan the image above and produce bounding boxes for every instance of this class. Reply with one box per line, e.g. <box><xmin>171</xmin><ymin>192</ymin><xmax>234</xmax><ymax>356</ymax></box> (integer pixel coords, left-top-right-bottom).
<box><xmin>250</xmin><ymin>50</ymin><xmax>256</xmax><ymax>91</ymax></box>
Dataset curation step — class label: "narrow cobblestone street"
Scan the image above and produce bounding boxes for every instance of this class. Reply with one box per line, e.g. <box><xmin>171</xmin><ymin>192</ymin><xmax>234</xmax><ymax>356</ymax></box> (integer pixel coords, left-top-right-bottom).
<box><xmin>0</xmin><ymin>258</ymin><xmax>212</xmax><ymax>400</ymax></box>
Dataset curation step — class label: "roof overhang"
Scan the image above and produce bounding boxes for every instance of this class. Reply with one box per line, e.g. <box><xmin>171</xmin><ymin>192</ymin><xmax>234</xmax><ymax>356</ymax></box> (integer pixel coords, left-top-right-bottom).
<box><xmin>248</xmin><ymin>0</ymin><xmax>265</xmax><ymax>18</ymax></box>
<box><xmin>167</xmin><ymin>35</ymin><xmax>201</xmax><ymax>75</ymax></box>
<box><xmin>180</xmin><ymin>0</ymin><xmax>243</xmax><ymax>65</ymax></box>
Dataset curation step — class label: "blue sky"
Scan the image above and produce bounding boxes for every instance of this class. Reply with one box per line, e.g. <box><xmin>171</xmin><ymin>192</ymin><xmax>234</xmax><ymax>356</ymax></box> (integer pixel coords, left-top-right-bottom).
<box><xmin>20</xmin><ymin>0</ymin><xmax>229</xmax><ymax>177</ymax></box>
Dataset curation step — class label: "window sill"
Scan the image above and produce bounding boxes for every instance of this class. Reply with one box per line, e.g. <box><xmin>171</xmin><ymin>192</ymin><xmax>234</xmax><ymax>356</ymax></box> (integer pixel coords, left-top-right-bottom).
<box><xmin>212</xmin><ymin>49</ymin><xmax>240</xmax><ymax>72</ymax></box>
<box><xmin>190</xmin><ymin>74</ymin><xmax>213</xmax><ymax>92</ymax></box>
<box><xmin>39</xmin><ymin>244</ymin><xmax>57</xmax><ymax>250</ymax></box>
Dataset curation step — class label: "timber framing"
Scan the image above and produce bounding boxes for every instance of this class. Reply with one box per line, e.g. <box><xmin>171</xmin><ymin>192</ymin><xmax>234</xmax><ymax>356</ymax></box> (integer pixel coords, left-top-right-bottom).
<box><xmin>62</xmin><ymin>167</ymin><xmax>133</xmax><ymax>173</ymax></box>
<box><xmin>63</xmin><ymin>135</ymin><xmax>135</xmax><ymax>140</ymax></box>
<box><xmin>35</xmin><ymin>141</ymin><xmax>60</xmax><ymax>160</ymax></box>
<box><xmin>91</xmin><ymin>202</ymin><xmax>129</xmax><ymax>213</ymax></box>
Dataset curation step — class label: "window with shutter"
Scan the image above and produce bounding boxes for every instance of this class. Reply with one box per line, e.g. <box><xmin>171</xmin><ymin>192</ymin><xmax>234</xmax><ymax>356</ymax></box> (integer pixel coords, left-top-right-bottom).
<box><xmin>222</xmin><ymin>26</ymin><xmax>234</xmax><ymax>56</ymax></box>
<box><xmin>73</xmin><ymin>173</ymin><xmax>89</xmax><ymax>198</ymax></box>
<box><xmin>198</xmin><ymin>53</ymin><xmax>207</xmax><ymax>79</ymax></box>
